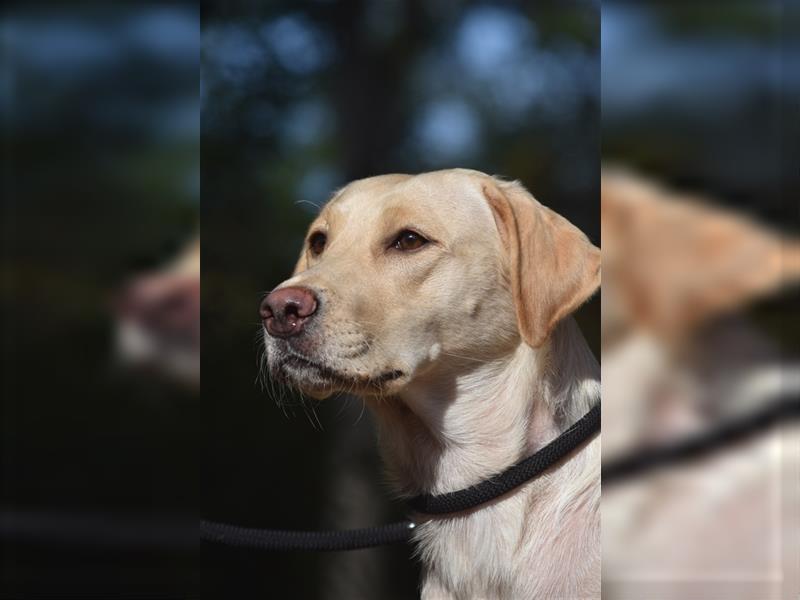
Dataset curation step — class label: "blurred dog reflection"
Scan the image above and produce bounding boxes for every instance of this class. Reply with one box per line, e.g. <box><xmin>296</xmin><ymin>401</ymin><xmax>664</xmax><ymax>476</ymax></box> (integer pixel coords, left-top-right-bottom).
<box><xmin>114</xmin><ymin>237</ymin><xmax>200</xmax><ymax>386</ymax></box>
<box><xmin>602</xmin><ymin>169</ymin><xmax>800</xmax><ymax>599</ymax></box>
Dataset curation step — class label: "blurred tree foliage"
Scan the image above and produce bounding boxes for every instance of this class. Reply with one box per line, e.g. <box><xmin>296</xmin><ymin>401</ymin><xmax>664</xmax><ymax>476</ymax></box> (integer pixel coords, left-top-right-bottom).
<box><xmin>602</xmin><ymin>0</ymin><xmax>797</xmax><ymax>229</ymax></box>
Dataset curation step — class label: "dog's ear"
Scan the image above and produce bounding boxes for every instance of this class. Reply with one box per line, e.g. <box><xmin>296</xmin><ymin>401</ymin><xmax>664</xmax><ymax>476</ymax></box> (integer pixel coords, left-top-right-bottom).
<box><xmin>484</xmin><ymin>179</ymin><xmax>600</xmax><ymax>348</ymax></box>
<box><xmin>601</xmin><ymin>171</ymin><xmax>800</xmax><ymax>341</ymax></box>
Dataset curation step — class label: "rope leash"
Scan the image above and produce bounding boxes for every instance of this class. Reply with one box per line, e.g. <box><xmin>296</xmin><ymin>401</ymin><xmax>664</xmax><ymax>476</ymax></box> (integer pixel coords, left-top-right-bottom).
<box><xmin>200</xmin><ymin>519</ymin><xmax>415</xmax><ymax>551</ymax></box>
<box><xmin>202</xmin><ymin>395</ymin><xmax>800</xmax><ymax>552</ymax></box>
<box><xmin>2</xmin><ymin>399</ymin><xmax>796</xmax><ymax>552</ymax></box>
<box><xmin>602</xmin><ymin>395</ymin><xmax>800</xmax><ymax>484</ymax></box>
<box><xmin>201</xmin><ymin>403</ymin><xmax>601</xmax><ymax>551</ymax></box>
<box><xmin>406</xmin><ymin>403</ymin><xmax>601</xmax><ymax>514</ymax></box>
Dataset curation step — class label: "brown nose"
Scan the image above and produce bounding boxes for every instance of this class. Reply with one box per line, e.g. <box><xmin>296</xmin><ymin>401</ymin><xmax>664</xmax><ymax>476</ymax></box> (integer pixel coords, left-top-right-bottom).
<box><xmin>260</xmin><ymin>286</ymin><xmax>318</xmax><ymax>338</ymax></box>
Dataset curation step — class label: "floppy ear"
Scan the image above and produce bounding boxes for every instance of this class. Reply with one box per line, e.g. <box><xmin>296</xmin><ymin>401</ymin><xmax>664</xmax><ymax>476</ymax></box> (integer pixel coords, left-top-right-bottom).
<box><xmin>601</xmin><ymin>170</ymin><xmax>800</xmax><ymax>341</ymax></box>
<box><xmin>483</xmin><ymin>179</ymin><xmax>601</xmax><ymax>348</ymax></box>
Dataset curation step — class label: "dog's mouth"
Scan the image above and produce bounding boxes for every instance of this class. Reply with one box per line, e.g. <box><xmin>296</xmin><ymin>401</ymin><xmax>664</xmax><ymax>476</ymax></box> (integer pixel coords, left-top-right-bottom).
<box><xmin>276</xmin><ymin>350</ymin><xmax>404</xmax><ymax>393</ymax></box>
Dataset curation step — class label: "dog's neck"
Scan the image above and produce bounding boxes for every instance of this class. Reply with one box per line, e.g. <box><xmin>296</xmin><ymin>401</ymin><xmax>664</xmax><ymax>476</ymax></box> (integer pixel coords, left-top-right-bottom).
<box><xmin>371</xmin><ymin>317</ymin><xmax>600</xmax><ymax>497</ymax></box>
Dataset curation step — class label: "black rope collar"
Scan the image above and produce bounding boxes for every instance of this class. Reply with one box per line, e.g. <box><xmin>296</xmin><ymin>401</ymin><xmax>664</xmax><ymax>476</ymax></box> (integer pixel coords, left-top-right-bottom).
<box><xmin>201</xmin><ymin>395</ymin><xmax>800</xmax><ymax>551</ymax></box>
<box><xmin>602</xmin><ymin>395</ymin><xmax>800</xmax><ymax>485</ymax></box>
<box><xmin>201</xmin><ymin>403</ymin><xmax>601</xmax><ymax>551</ymax></box>
<box><xmin>406</xmin><ymin>402</ymin><xmax>601</xmax><ymax>514</ymax></box>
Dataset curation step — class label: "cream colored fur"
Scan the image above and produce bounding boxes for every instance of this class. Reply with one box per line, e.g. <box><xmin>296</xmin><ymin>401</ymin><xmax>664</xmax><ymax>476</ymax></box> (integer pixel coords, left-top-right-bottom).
<box><xmin>264</xmin><ymin>169</ymin><xmax>600</xmax><ymax>598</ymax></box>
<box><xmin>601</xmin><ymin>171</ymin><xmax>800</xmax><ymax>599</ymax></box>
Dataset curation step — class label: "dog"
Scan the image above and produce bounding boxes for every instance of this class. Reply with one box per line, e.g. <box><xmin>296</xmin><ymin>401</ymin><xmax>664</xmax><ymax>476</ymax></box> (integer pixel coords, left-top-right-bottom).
<box><xmin>114</xmin><ymin>236</ymin><xmax>200</xmax><ymax>386</ymax></box>
<box><xmin>601</xmin><ymin>170</ymin><xmax>800</xmax><ymax>599</ymax></box>
<box><xmin>262</xmin><ymin>169</ymin><xmax>601</xmax><ymax>599</ymax></box>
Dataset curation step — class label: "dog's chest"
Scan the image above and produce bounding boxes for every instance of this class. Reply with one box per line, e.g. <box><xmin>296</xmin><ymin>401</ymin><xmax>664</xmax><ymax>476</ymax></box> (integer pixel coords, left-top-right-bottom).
<box><xmin>414</xmin><ymin>490</ymin><xmax>599</xmax><ymax>600</ymax></box>
<box><xmin>416</xmin><ymin>504</ymin><xmax>524</xmax><ymax>599</ymax></box>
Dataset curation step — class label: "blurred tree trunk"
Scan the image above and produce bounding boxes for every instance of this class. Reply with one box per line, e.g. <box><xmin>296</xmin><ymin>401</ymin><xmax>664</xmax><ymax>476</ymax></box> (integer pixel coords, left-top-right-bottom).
<box><xmin>324</xmin><ymin>0</ymin><xmax>428</xmax><ymax>179</ymax></box>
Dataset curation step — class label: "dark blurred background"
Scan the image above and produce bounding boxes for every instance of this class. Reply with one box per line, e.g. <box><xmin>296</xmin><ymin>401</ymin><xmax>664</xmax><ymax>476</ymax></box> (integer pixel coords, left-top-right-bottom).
<box><xmin>603</xmin><ymin>0</ymin><xmax>797</xmax><ymax>228</ymax></box>
<box><xmin>202</xmin><ymin>1</ymin><xmax>598</xmax><ymax>598</ymax></box>
<box><xmin>1</xmin><ymin>3</ymin><xmax>198</xmax><ymax>598</ymax></box>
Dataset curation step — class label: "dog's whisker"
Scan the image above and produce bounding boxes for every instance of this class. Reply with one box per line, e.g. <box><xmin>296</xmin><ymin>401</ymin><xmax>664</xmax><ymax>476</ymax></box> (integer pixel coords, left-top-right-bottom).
<box><xmin>294</xmin><ymin>198</ymin><xmax>321</xmax><ymax>210</ymax></box>
<box><xmin>439</xmin><ymin>351</ymin><xmax>494</xmax><ymax>365</ymax></box>
<box><xmin>298</xmin><ymin>391</ymin><xmax>318</xmax><ymax>431</ymax></box>
<box><xmin>353</xmin><ymin>396</ymin><xmax>367</xmax><ymax>427</ymax></box>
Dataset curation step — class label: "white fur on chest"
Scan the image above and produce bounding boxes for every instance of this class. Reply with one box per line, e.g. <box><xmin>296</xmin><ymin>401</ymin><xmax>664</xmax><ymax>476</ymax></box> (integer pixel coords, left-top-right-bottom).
<box><xmin>374</xmin><ymin>320</ymin><xmax>601</xmax><ymax>599</ymax></box>
<box><xmin>413</xmin><ymin>445</ymin><xmax>600</xmax><ymax>600</ymax></box>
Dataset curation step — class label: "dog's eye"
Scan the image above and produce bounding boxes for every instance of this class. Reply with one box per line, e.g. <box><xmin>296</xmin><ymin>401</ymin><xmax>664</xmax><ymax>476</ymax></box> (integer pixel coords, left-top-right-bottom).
<box><xmin>308</xmin><ymin>232</ymin><xmax>327</xmax><ymax>256</ymax></box>
<box><xmin>391</xmin><ymin>230</ymin><xmax>429</xmax><ymax>252</ymax></box>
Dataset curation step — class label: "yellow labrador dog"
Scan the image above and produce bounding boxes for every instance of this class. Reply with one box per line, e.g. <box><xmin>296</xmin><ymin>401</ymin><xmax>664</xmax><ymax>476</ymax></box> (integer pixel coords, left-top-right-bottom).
<box><xmin>262</xmin><ymin>169</ymin><xmax>600</xmax><ymax>599</ymax></box>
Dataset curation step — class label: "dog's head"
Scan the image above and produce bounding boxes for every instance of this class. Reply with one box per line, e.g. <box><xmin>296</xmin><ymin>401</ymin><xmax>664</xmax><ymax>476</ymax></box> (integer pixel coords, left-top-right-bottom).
<box><xmin>262</xmin><ymin>169</ymin><xmax>599</xmax><ymax>398</ymax></box>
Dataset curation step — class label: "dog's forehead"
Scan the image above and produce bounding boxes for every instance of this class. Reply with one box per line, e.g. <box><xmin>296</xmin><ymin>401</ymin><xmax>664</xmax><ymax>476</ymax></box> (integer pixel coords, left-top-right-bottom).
<box><xmin>325</xmin><ymin>171</ymin><xmax>493</xmax><ymax>226</ymax></box>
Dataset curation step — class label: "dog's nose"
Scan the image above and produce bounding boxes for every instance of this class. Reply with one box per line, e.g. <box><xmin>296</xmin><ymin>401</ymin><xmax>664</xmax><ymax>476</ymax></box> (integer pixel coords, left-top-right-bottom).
<box><xmin>261</xmin><ymin>286</ymin><xmax>318</xmax><ymax>338</ymax></box>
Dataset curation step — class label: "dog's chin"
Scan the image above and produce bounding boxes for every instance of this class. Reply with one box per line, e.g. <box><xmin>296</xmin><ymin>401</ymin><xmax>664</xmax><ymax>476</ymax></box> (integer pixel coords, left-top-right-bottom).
<box><xmin>274</xmin><ymin>352</ymin><xmax>406</xmax><ymax>399</ymax></box>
